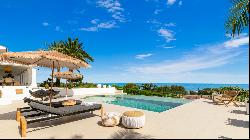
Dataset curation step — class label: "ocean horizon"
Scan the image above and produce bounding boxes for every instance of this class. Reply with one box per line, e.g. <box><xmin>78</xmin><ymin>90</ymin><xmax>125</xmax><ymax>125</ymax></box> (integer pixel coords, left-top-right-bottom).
<box><xmin>98</xmin><ymin>83</ymin><xmax>249</xmax><ymax>91</ymax></box>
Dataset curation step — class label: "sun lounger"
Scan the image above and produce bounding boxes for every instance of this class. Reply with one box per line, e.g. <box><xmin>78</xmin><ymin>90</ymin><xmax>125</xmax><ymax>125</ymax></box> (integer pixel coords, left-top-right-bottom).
<box><xmin>212</xmin><ymin>90</ymin><xmax>240</xmax><ymax>107</ymax></box>
<box><xmin>17</xmin><ymin>98</ymin><xmax>103</xmax><ymax>137</ymax></box>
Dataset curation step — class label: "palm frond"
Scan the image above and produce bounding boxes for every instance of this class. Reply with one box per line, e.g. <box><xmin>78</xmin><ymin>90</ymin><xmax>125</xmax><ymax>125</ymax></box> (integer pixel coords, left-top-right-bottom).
<box><xmin>225</xmin><ymin>0</ymin><xmax>249</xmax><ymax>37</ymax></box>
<box><xmin>47</xmin><ymin>38</ymin><xmax>94</xmax><ymax>63</ymax></box>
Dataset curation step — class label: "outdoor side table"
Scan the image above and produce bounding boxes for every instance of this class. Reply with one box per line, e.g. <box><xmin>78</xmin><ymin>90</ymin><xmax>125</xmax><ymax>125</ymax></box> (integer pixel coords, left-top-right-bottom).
<box><xmin>122</xmin><ymin>111</ymin><xmax>145</xmax><ymax>129</ymax></box>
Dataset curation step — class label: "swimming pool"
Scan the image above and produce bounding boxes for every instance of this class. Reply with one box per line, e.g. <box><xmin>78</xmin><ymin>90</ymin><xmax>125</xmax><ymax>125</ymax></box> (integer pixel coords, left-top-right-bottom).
<box><xmin>83</xmin><ymin>94</ymin><xmax>191</xmax><ymax>113</ymax></box>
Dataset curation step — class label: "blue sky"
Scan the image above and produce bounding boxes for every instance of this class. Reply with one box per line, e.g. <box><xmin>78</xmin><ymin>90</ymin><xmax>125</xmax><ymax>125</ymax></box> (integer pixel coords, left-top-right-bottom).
<box><xmin>0</xmin><ymin>0</ymin><xmax>249</xmax><ymax>84</ymax></box>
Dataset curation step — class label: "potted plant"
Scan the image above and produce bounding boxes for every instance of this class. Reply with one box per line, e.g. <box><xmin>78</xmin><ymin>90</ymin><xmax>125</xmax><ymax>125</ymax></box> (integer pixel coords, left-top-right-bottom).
<box><xmin>245</xmin><ymin>98</ymin><xmax>249</xmax><ymax>115</ymax></box>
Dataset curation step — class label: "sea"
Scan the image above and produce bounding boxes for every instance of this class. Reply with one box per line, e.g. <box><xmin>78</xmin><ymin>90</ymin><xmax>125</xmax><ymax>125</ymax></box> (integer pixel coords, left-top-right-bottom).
<box><xmin>98</xmin><ymin>83</ymin><xmax>249</xmax><ymax>91</ymax></box>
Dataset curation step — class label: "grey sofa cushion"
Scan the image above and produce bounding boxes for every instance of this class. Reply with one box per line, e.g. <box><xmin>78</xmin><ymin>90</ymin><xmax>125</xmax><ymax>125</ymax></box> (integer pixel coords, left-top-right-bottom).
<box><xmin>28</xmin><ymin>102</ymin><xmax>102</xmax><ymax>116</ymax></box>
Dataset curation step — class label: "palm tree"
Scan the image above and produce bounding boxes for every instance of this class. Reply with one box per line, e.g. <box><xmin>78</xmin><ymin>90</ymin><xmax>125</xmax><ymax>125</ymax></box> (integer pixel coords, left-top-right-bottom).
<box><xmin>48</xmin><ymin>38</ymin><xmax>94</xmax><ymax>86</ymax></box>
<box><xmin>48</xmin><ymin>38</ymin><xmax>94</xmax><ymax>63</ymax></box>
<box><xmin>225</xmin><ymin>0</ymin><xmax>249</xmax><ymax>38</ymax></box>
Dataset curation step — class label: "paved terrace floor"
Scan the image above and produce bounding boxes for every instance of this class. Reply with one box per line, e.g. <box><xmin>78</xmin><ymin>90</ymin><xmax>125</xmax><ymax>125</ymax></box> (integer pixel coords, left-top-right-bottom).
<box><xmin>0</xmin><ymin>98</ymin><xmax>249</xmax><ymax>139</ymax></box>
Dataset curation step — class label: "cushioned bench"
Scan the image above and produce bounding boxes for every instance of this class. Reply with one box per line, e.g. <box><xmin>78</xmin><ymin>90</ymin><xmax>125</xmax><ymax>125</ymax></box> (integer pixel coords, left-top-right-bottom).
<box><xmin>17</xmin><ymin>98</ymin><xmax>102</xmax><ymax>137</ymax></box>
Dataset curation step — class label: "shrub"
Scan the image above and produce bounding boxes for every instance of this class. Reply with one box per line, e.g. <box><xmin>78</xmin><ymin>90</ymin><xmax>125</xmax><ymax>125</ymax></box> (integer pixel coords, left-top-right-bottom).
<box><xmin>123</xmin><ymin>83</ymin><xmax>139</xmax><ymax>93</ymax></box>
<box><xmin>198</xmin><ymin>88</ymin><xmax>214</xmax><ymax>95</ymax></box>
<box><xmin>153</xmin><ymin>86</ymin><xmax>171</xmax><ymax>95</ymax></box>
<box><xmin>141</xmin><ymin>83</ymin><xmax>156</xmax><ymax>90</ymax></box>
<box><xmin>196</xmin><ymin>86</ymin><xmax>249</xmax><ymax>102</ymax></box>
<box><xmin>216</xmin><ymin>86</ymin><xmax>248</xmax><ymax>102</ymax></box>
<box><xmin>74</xmin><ymin>82</ymin><xmax>97</xmax><ymax>88</ymax></box>
<box><xmin>237</xmin><ymin>90</ymin><xmax>249</xmax><ymax>102</ymax></box>
<box><xmin>125</xmin><ymin>88</ymin><xmax>139</xmax><ymax>95</ymax></box>
<box><xmin>124</xmin><ymin>84</ymin><xmax>186</xmax><ymax>98</ymax></box>
<box><xmin>112</xmin><ymin>84</ymin><xmax>123</xmax><ymax>90</ymax></box>
<box><xmin>189</xmin><ymin>90</ymin><xmax>198</xmax><ymax>95</ymax></box>
<box><xmin>170</xmin><ymin>85</ymin><xmax>186</xmax><ymax>94</ymax></box>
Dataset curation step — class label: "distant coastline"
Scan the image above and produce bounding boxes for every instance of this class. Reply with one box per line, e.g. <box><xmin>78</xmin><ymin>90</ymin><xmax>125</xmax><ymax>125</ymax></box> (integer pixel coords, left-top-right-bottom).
<box><xmin>98</xmin><ymin>83</ymin><xmax>249</xmax><ymax>91</ymax></box>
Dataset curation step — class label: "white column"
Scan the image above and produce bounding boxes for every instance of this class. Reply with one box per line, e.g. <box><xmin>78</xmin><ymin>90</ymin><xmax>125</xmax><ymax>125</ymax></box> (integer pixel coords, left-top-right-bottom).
<box><xmin>31</xmin><ymin>68</ymin><xmax>37</xmax><ymax>87</ymax></box>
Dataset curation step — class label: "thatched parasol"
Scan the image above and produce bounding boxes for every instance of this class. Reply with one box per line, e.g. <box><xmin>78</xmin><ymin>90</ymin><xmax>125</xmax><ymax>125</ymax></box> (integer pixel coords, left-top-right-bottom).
<box><xmin>53</xmin><ymin>71</ymin><xmax>83</xmax><ymax>80</ymax></box>
<box><xmin>0</xmin><ymin>51</ymin><xmax>89</xmax><ymax>105</ymax></box>
<box><xmin>52</xmin><ymin>71</ymin><xmax>82</xmax><ymax>98</ymax></box>
<box><xmin>0</xmin><ymin>51</ymin><xmax>89</xmax><ymax>69</ymax></box>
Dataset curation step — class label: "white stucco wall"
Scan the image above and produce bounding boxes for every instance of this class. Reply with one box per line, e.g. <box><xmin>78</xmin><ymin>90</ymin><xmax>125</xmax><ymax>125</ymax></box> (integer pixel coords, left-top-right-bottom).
<box><xmin>0</xmin><ymin>86</ymin><xmax>119</xmax><ymax>105</ymax></box>
<box><xmin>0</xmin><ymin>86</ymin><xmax>32</xmax><ymax>105</ymax></box>
<box><xmin>53</xmin><ymin>87</ymin><xmax>117</xmax><ymax>97</ymax></box>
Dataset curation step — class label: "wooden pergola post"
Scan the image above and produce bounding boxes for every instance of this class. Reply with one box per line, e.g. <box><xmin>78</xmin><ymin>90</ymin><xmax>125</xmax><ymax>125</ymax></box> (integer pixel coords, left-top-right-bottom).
<box><xmin>49</xmin><ymin>61</ymin><xmax>55</xmax><ymax>107</ymax></box>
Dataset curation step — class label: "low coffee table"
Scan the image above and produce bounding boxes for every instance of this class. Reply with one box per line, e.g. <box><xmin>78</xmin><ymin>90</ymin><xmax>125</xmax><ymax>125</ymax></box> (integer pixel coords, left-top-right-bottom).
<box><xmin>122</xmin><ymin>111</ymin><xmax>145</xmax><ymax>128</ymax></box>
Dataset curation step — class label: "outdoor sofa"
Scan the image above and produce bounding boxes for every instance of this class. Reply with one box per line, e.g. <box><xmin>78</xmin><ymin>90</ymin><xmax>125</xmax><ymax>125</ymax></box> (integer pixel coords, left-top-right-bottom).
<box><xmin>16</xmin><ymin>98</ymin><xmax>103</xmax><ymax>137</ymax></box>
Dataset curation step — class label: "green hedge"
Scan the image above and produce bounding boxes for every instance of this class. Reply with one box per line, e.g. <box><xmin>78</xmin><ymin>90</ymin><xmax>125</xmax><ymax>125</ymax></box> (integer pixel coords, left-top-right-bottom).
<box><xmin>196</xmin><ymin>86</ymin><xmax>249</xmax><ymax>102</ymax></box>
<box><xmin>112</xmin><ymin>84</ymin><xmax>123</xmax><ymax>90</ymax></box>
<box><xmin>123</xmin><ymin>83</ymin><xmax>249</xmax><ymax>101</ymax></box>
<box><xmin>125</xmin><ymin>88</ymin><xmax>182</xmax><ymax>98</ymax></box>
<box><xmin>125</xmin><ymin>88</ymin><xmax>165</xmax><ymax>97</ymax></box>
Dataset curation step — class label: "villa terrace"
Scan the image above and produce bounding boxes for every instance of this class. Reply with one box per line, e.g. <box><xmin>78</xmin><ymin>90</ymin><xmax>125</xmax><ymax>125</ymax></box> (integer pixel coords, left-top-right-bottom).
<box><xmin>0</xmin><ymin>97</ymin><xmax>248</xmax><ymax>139</ymax></box>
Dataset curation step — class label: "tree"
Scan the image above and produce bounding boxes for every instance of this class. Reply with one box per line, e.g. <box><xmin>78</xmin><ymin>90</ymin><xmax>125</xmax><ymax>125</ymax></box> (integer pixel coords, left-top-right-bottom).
<box><xmin>141</xmin><ymin>83</ymin><xmax>156</xmax><ymax>91</ymax></box>
<box><xmin>48</xmin><ymin>38</ymin><xmax>94</xmax><ymax>63</ymax></box>
<box><xmin>123</xmin><ymin>83</ymin><xmax>139</xmax><ymax>93</ymax></box>
<box><xmin>225</xmin><ymin>0</ymin><xmax>249</xmax><ymax>38</ymax></box>
<box><xmin>48</xmin><ymin>37</ymin><xmax>94</xmax><ymax>86</ymax></box>
<box><xmin>47</xmin><ymin>41</ymin><xmax>64</xmax><ymax>86</ymax></box>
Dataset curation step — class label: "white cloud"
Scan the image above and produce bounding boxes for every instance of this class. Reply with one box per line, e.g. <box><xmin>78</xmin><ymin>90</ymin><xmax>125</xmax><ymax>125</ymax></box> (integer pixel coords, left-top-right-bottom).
<box><xmin>146</xmin><ymin>19</ymin><xmax>161</xmax><ymax>26</ymax></box>
<box><xmin>224</xmin><ymin>36</ymin><xmax>249</xmax><ymax>48</ymax></box>
<box><xmin>128</xmin><ymin>41</ymin><xmax>246</xmax><ymax>74</ymax></box>
<box><xmin>42</xmin><ymin>22</ymin><xmax>49</xmax><ymax>27</ymax></box>
<box><xmin>0</xmin><ymin>45</ymin><xmax>6</xmax><ymax>49</ymax></box>
<box><xmin>83</xmin><ymin>70</ymin><xmax>249</xmax><ymax>84</ymax></box>
<box><xmin>97</xmin><ymin>21</ymin><xmax>116</xmax><ymax>29</ymax></box>
<box><xmin>158</xmin><ymin>28</ymin><xmax>176</xmax><ymax>42</ymax></box>
<box><xmin>80</xmin><ymin>0</ymin><xmax>124</xmax><ymax>32</ymax></box>
<box><xmin>97</xmin><ymin>0</ymin><xmax>125</xmax><ymax>22</ymax></box>
<box><xmin>225</xmin><ymin>33</ymin><xmax>248</xmax><ymax>39</ymax></box>
<box><xmin>167</xmin><ymin>0</ymin><xmax>176</xmax><ymax>6</ymax></box>
<box><xmin>178</xmin><ymin>0</ymin><xmax>182</xmax><ymax>6</ymax></box>
<box><xmin>80</xmin><ymin>21</ymin><xmax>116</xmax><ymax>32</ymax></box>
<box><xmin>91</xmin><ymin>19</ymin><xmax>99</xmax><ymax>24</ymax></box>
<box><xmin>164</xmin><ymin>22</ymin><xmax>176</xmax><ymax>27</ymax></box>
<box><xmin>135</xmin><ymin>53</ymin><xmax>153</xmax><ymax>60</ymax></box>
<box><xmin>80</xmin><ymin>27</ymin><xmax>98</xmax><ymax>32</ymax></box>
<box><xmin>163</xmin><ymin>46</ymin><xmax>175</xmax><ymax>49</ymax></box>
<box><xmin>145</xmin><ymin>0</ymin><xmax>160</xmax><ymax>2</ymax></box>
<box><xmin>130</xmin><ymin>53</ymin><xmax>240</xmax><ymax>74</ymax></box>
<box><xmin>154</xmin><ymin>9</ymin><xmax>162</xmax><ymax>15</ymax></box>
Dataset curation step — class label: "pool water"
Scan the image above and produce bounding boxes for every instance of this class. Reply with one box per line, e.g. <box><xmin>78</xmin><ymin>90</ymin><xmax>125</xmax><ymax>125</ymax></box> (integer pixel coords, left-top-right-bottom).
<box><xmin>83</xmin><ymin>94</ymin><xmax>191</xmax><ymax>113</ymax></box>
